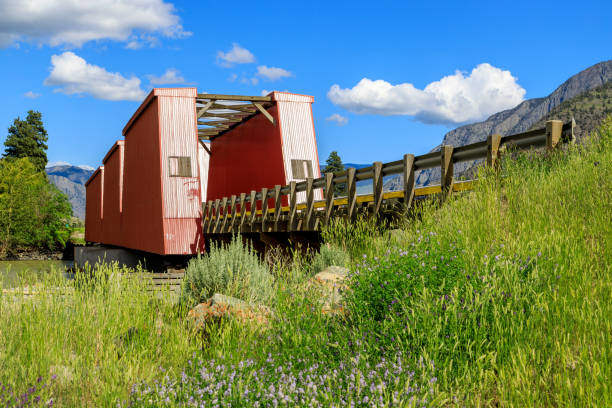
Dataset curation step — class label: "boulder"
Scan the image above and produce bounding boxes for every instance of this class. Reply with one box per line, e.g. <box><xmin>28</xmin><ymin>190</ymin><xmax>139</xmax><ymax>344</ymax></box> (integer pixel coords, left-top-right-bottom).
<box><xmin>309</xmin><ymin>266</ymin><xmax>349</xmax><ymax>316</ymax></box>
<box><xmin>187</xmin><ymin>293</ymin><xmax>269</xmax><ymax>330</ymax></box>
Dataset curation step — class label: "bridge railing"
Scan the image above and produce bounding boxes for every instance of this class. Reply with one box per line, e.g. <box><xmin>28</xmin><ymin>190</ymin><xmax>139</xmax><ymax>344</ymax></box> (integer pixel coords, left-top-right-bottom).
<box><xmin>203</xmin><ymin>119</ymin><xmax>574</xmax><ymax>234</ymax></box>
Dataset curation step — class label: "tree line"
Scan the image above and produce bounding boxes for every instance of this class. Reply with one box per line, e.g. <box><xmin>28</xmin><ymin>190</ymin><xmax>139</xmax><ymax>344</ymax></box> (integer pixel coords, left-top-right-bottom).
<box><xmin>0</xmin><ymin>110</ymin><xmax>72</xmax><ymax>257</ymax></box>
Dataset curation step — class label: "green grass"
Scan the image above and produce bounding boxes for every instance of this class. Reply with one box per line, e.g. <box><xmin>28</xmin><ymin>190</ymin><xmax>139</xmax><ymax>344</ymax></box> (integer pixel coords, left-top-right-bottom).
<box><xmin>1</xmin><ymin>119</ymin><xmax>610</xmax><ymax>406</ymax></box>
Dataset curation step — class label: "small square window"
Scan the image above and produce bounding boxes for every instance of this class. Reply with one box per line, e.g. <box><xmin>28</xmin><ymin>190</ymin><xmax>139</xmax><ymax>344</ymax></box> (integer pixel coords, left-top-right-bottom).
<box><xmin>291</xmin><ymin>159</ymin><xmax>313</xmax><ymax>180</ymax></box>
<box><xmin>169</xmin><ymin>156</ymin><xmax>192</xmax><ymax>177</ymax></box>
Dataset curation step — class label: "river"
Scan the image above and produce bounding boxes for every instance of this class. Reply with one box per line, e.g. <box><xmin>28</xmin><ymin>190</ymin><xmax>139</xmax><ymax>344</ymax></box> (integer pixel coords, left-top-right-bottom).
<box><xmin>0</xmin><ymin>260</ymin><xmax>73</xmax><ymax>288</ymax></box>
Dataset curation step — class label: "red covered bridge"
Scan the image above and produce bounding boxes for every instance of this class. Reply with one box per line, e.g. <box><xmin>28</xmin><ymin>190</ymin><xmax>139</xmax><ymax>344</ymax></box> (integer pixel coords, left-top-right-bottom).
<box><xmin>84</xmin><ymin>88</ymin><xmax>322</xmax><ymax>256</ymax></box>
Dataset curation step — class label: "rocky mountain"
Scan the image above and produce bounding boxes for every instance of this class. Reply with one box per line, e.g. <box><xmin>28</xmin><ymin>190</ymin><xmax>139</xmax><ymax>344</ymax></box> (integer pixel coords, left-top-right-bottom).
<box><xmin>387</xmin><ymin>60</ymin><xmax>612</xmax><ymax>188</ymax></box>
<box><xmin>46</xmin><ymin>164</ymin><xmax>94</xmax><ymax>219</ymax></box>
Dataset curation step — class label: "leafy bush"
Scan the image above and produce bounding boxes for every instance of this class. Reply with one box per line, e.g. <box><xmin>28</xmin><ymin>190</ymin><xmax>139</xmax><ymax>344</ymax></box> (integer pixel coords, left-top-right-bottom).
<box><xmin>0</xmin><ymin>157</ymin><xmax>72</xmax><ymax>256</ymax></box>
<box><xmin>309</xmin><ymin>243</ymin><xmax>349</xmax><ymax>275</ymax></box>
<box><xmin>181</xmin><ymin>235</ymin><xmax>274</xmax><ymax>308</ymax></box>
<box><xmin>346</xmin><ymin>233</ymin><xmax>467</xmax><ymax>324</ymax></box>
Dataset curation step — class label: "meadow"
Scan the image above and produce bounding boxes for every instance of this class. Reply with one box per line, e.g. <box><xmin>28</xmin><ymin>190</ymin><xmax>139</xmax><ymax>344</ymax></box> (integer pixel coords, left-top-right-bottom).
<box><xmin>1</xmin><ymin>119</ymin><xmax>610</xmax><ymax>407</ymax></box>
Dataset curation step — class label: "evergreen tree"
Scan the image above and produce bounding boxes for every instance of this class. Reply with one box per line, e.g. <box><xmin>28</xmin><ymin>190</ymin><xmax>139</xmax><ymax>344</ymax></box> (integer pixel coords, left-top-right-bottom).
<box><xmin>323</xmin><ymin>151</ymin><xmax>346</xmax><ymax>195</ymax></box>
<box><xmin>3</xmin><ymin>110</ymin><xmax>49</xmax><ymax>172</ymax></box>
<box><xmin>324</xmin><ymin>151</ymin><xmax>344</xmax><ymax>174</ymax></box>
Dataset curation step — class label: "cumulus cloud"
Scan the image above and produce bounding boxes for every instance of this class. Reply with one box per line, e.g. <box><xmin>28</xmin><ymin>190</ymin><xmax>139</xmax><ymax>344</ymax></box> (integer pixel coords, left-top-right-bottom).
<box><xmin>44</xmin><ymin>52</ymin><xmax>146</xmax><ymax>101</ymax></box>
<box><xmin>257</xmin><ymin>65</ymin><xmax>292</xmax><ymax>81</ymax></box>
<box><xmin>216</xmin><ymin>43</ymin><xmax>255</xmax><ymax>67</ymax></box>
<box><xmin>146</xmin><ymin>68</ymin><xmax>185</xmax><ymax>84</ymax></box>
<box><xmin>326</xmin><ymin>113</ymin><xmax>348</xmax><ymax>126</ymax></box>
<box><xmin>328</xmin><ymin>63</ymin><xmax>526</xmax><ymax>125</ymax></box>
<box><xmin>0</xmin><ymin>0</ymin><xmax>190</xmax><ymax>48</ymax></box>
<box><xmin>24</xmin><ymin>91</ymin><xmax>41</xmax><ymax>99</ymax></box>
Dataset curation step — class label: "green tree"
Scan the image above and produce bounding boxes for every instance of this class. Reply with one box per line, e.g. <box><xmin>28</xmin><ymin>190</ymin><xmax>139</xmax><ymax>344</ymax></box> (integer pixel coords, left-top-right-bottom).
<box><xmin>0</xmin><ymin>158</ymin><xmax>72</xmax><ymax>256</ymax></box>
<box><xmin>323</xmin><ymin>151</ymin><xmax>346</xmax><ymax>195</ymax></box>
<box><xmin>3</xmin><ymin>110</ymin><xmax>49</xmax><ymax>172</ymax></box>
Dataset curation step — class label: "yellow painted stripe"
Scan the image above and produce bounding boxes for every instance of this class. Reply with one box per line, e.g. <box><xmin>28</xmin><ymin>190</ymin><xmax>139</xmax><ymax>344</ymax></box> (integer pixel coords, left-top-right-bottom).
<box><xmin>205</xmin><ymin>181</ymin><xmax>477</xmax><ymax>221</ymax></box>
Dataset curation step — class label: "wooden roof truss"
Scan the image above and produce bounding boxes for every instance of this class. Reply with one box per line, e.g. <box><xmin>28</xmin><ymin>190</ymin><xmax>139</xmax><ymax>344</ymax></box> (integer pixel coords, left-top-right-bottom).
<box><xmin>196</xmin><ymin>94</ymin><xmax>275</xmax><ymax>140</ymax></box>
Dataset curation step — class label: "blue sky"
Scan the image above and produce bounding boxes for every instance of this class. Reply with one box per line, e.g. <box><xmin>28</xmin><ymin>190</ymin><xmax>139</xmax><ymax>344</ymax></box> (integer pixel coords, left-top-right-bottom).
<box><xmin>0</xmin><ymin>0</ymin><xmax>610</xmax><ymax>169</ymax></box>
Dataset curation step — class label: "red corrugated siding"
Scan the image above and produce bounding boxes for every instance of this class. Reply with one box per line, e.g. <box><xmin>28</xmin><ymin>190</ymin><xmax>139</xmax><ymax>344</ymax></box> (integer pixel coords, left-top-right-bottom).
<box><xmin>84</xmin><ymin>167</ymin><xmax>104</xmax><ymax>243</ymax></box>
<box><xmin>276</xmin><ymin>96</ymin><xmax>323</xmax><ymax>202</ymax></box>
<box><xmin>158</xmin><ymin>90</ymin><xmax>203</xmax><ymax>254</ymax></box>
<box><xmin>102</xmin><ymin>141</ymin><xmax>124</xmax><ymax>246</ymax></box>
<box><xmin>122</xmin><ymin>97</ymin><xmax>166</xmax><ymax>254</ymax></box>
<box><xmin>207</xmin><ymin>105</ymin><xmax>286</xmax><ymax>202</ymax></box>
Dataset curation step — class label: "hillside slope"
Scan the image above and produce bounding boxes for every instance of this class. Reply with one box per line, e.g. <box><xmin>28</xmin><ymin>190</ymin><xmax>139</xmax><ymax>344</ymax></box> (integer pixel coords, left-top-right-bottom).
<box><xmin>46</xmin><ymin>165</ymin><xmax>93</xmax><ymax>219</ymax></box>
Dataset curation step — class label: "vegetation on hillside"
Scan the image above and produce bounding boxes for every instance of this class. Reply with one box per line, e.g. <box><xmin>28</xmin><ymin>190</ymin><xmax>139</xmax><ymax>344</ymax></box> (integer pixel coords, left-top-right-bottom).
<box><xmin>3</xmin><ymin>110</ymin><xmax>49</xmax><ymax>173</ymax></box>
<box><xmin>0</xmin><ymin>119</ymin><xmax>610</xmax><ymax>406</ymax></box>
<box><xmin>0</xmin><ymin>158</ymin><xmax>72</xmax><ymax>256</ymax></box>
<box><xmin>531</xmin><ymin>81</ymin><xmax>612</xmax><ymax>138</ymax></box>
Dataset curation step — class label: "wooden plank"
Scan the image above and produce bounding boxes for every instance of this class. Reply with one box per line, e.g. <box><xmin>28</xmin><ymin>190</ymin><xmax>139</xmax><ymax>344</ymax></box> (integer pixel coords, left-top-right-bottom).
<box><xmin>198</xmin><ymin>120</ymin><xmax>240</xmax><ymax>127</ymax></box>
<box><xmin>261</xmin><ymin>187</ymin><xmax>269</xmax><ymax>232</ymax></box>
<box><xmin>209</xmin><ymin>103</ymin><xmax>257</xmax><ymax>112</ymax></box>
<box><xmin>305</xmin><ymin>178</ymin><xmax>314</xmax><ymax>230</ymax></box>
<box><xmin>229</xmin><ymin>195</ymin><xmax>237</xmax><ymax>232</ymax></box>
<box><xmin>440</xmin><ymin>145</ymin><xmax>454</xmax><ymax>201</ymax></box>
<box><xmin>249</xmin><ymin>190</ymin><xmax>257</xmax><ymax>229</ymax></box>
<box><xmin>253</xmin><ymin>102</ymin><xmax>276</xmax><ymax>125</ymax></box>
<box><xmin>199</xmin><ymin>111</ymin><xmax>251</xmax><ymax>120</ymax></box>
<box><xmin>347</xmin><ymin>167</ymin><xmax>357</xmax><ymax>221</ymax></box>
<box><xmin>324</xmin><ymin>172</ymin><xmax>334</xmax><ymax>225</ymax></box>
<box><xmin>403</xmin><ymin>154</ymin><xmax>415</xmax><ymax>209</ymax></box>
<box><xmin>213</xmin><ymin>199</ymin><xmax>221</xmax><ymax>233</ymax></box>
<box><xmin>486</xmin><ymin>134</ymin><xmax>502</xmax><ymax>168</ymax></box>
<box><xmin>197</xmin><ymin>100</ymin><xmax>214</xmax><ymax>119</ymax></box>
<box><xmin>546</xmin><ymin>120</ymin><xmax>563</xmax><ymax>150</ymax></box>
<box><xmin>239</xmin><ymin>193</ymin><xmax>247</xmax><ymax>231</ymax></box>
<box><xmin>205</xmin><ymin>201</ymin><xmax>213</xmax><ymax>233</ymax></box>
<box><xmin>289</xmin><ymin>181</ymin><xmax>297</xmax><ymax>231</ymax></box>
<box><xmin>220</xmin><ymin>197</ymin><xmax>228</xmax><ymax>233</ymax></box>
<box><xmin>372</xmin><ymin>161</ymin><xmax>383</xmax><ymax>215</ymax></box>
<box><xmin>197</xmin><ymin>94</ymin><xmax>273</xmax><ymax>102</ymax></box>
<box><xmin>273</xmin><ymin>185</ymin><xmax>282</xmax><ymax>231</ymax></box>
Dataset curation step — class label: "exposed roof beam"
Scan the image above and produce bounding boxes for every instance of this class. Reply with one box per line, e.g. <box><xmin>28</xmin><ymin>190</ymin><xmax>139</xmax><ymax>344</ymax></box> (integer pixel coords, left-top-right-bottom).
<box><xmin>197</xmin><ymin>93</ymin><xmax>273</xmax><ymax>102</ymax></box>
<box><xmin>253</xmin><ymin>102</ymin><xmax>276</xmax><ymax>126</ymax></box>
<box><xmin>196</xmin><ymin>100</ymin><xmax>214</xmax><ymax>119</ymax></box>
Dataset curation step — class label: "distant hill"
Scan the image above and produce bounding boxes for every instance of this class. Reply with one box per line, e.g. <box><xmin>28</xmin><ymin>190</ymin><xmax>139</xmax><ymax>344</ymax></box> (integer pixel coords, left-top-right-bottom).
<box><xmin>46</xmin><ymin>164</ymin><xmax>94</xmax><ymax>219</ymax></box>
<box><xmin>382</xmin><ymin>60</ymin><xmax>612</xmax><ymax>189</ymax></box>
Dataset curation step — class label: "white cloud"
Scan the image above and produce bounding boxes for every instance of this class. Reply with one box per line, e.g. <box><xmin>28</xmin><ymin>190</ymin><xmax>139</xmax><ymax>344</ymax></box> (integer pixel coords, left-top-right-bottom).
<box><xmin>327</xmin><ymin>63</ymin><xmax>526</xmax><ymax>125</ymax></box>
<box><xmin>257</xmin><ymin>65</ymin><xmax>292</xmax><ymax>81</ymax></box>
<box><xmin>326</xmin><ymin>113</ymin><xmax>348</xmax><ymax>126</ymax></box>
<box><xmin>0</xmin><ymin>0</ymin><xmax>190</xmax><ymax>48</ymax></box>
<box><xmin>228</xmin><ymin>73</ymin><xmax>238</xmax><ymax>82</ymax></box>
<box><xmin>216</xmin><ymin>43</ymin><xmax>255</xmax><ymax>67</ymax></box>
<box><xmin>46</xmin><ymin>161</ymin><xmax>71</xmax><ymax>168</ymax></box>
<box><xmin>261</xmin><ymin>89</ymin><xmax>271</xmax><ymax>96</ymax></box>
<box><xmin>24</xmin><ymin>91</ymin><xmax>41</xmax><ymax>99</ymax></box>
<box><xmin>44</xmin><ymin>52</ymin><xmax>146</xmax><ymax>101</ymax></box>
<box><xmin>146</xmin><ymin>68</ymin><xmax>185</xmax><ymax>84</ymax></box>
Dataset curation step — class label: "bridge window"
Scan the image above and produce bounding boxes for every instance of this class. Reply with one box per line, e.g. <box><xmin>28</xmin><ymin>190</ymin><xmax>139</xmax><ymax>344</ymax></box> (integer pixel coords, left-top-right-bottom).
<box><xmin>169</xmin><ymin>156</ymin><xmax>192</xmax><ymax>177</ymax></box>
<box><xmin>291</xmin><ymin>159</ymin><xmax>313</xmax><ymax>180</ymax></box>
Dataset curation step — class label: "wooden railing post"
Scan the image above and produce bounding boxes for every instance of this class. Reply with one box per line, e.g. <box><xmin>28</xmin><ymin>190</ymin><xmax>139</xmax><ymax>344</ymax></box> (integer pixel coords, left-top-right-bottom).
<box><xmin>486</xmin><ymin>134</ymin><xmax>502</xmax><ymax>168</ymax></box>
<box><xmin>204</xmin><ymin>201</ymin><xmax>212</xmax><ymax>233</ymax></box>
<box><xmin>305</xmin><ymin>178</ymin><xmax>314</xmax><ymax>230</ymax></box>
<box><xmin>546</xmin><ymin>120</ymin><xmax>563</xmax><ymax>150</ymax></box>
<box><xmin>372</xmin><ymin>161</ymin><xmax>383</xmax><ymax>215</ymax></box>
<box><xmin>213</xmin><ymin>199</ymin><xmax>221</xmax><ymax>233</ymax></box>
<box><xmin>239</xmin><ymin>193</ymin><xmax>246</xmax><ymax>231</ymax></box>
<box><xmin>288</xmin><ymin>181</ymin><xmax>297</xmax><ymax>231</ymax></box>
<box><xmin>220</xmin><ymin>197</ymin><xmax>228</xmax><ymax>232</ymax></box>
<box><xmin>324</xmin><ymin>173</ymin><xmax>334</xmax><ymax>225</ymax></box>
<box><xmin>347</xmin><ymin>167</ymin><xmax>357</xmax><ymax>221</ymax></box>
<box><xmin>261</xmin><ymin>187</ymin><xmax>269</xmax><ymax>232</ymax></box>
<box><xmin>249</xmin><ymin>190</ymin><xmax>257</xmax><ymax>230</ymax></box>
<box><xmin>273</xmin><ymin>185</ymin><xmax>281</xmax><ymax>231</ymax></box>
<box><xmin>403</xmin><ymin>154</ymin><xmax>415</xmax><ymax>209</ymax></box>
<box><xmin>440</xmin><ymin>145</ymin><xmax>454</xmax><ymax>201</ymax></box>
<box><xmin>229</xmin><ymin>195</ymin><xmax>237</xmax><ymax>233</ymax></box>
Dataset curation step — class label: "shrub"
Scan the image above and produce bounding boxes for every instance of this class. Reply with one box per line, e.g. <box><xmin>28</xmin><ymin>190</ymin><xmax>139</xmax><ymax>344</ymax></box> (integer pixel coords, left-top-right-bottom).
<box><xmin>309</xmin><ymin>243</ymin><xmax>349</xmax><ymax>275</ymax></box>
<box><xmin>180</xmin><ymin>235</ymin><xmax>274</xmax><ymax>308</ymax></box>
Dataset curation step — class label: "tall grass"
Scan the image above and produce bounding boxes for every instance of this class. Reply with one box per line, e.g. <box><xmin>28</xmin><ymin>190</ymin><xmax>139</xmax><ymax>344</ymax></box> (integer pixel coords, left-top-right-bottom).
<box><xmin>1</xmin><ymin>119</ymin><xmax>610</xmax><ymax>406</ymax></box>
